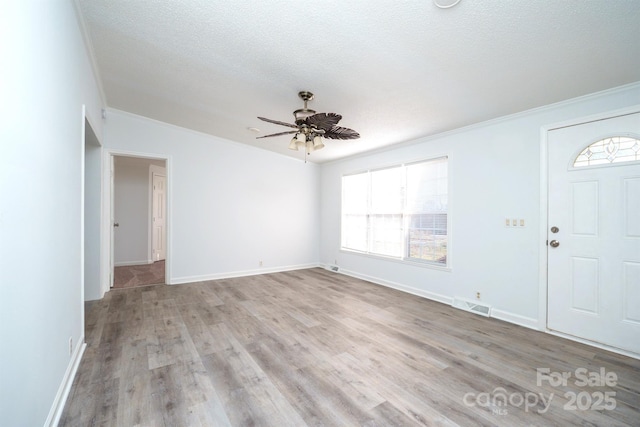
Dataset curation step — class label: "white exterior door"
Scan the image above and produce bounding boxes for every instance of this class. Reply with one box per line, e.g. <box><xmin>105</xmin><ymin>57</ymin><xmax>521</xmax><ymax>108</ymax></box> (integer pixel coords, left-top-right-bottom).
<box><xmin>152</xmin><ymin>173</ymin><xmax>166</xmax><ymax>261</ymax></box>
<box><xmin>547</xmin><ymin>112</ymin><xmax>640</xmax><ymax>355</ymax></box>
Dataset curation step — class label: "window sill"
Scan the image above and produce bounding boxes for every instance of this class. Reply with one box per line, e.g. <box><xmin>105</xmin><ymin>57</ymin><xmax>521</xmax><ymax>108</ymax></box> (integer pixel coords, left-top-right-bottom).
<box><xmin>339</xmin><ymin>248</ymin><xmax>452</xmax><ymax>272</ymax></box>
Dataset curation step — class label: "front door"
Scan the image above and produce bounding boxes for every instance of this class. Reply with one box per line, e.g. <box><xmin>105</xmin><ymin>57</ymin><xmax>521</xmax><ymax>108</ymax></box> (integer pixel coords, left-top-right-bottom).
<box><xmin>547</xmin><ymin>111</ymin><xmax>640</xmax><ymax>355</ymax></box>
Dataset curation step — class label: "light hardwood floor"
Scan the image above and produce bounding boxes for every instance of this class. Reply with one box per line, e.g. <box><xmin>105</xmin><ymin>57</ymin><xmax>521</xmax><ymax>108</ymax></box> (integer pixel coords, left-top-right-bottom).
<box><xmin>61</xmin><ymin>268</ymin><xmax>640</xmax><ymax>426</ymax></box>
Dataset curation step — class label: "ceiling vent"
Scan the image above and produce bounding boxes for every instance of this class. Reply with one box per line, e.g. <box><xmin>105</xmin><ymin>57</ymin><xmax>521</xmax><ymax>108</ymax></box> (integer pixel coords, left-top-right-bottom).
<box><xmin>452</xmin><ymin>297</ymin><xmax>491</xmax><ymax>317</ymax></box>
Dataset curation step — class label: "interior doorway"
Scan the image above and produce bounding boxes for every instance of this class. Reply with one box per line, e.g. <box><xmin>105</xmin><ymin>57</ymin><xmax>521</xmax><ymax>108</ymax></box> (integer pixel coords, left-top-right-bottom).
<box><xmin>83</xmin><ymin>115</ymin><xmax>102</xmax><ymax>301</ymax></box>
<box><xmin>111</xmin><ymin>154</ymin><xmax>168</xmax><ymax>289</ymax></box>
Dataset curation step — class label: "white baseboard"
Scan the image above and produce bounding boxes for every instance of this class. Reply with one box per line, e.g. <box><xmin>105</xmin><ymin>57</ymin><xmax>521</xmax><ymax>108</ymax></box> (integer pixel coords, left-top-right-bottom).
<box><xmin>170</xmin><ymin>263</ymin><xmax>320</xmax><ymax>285</ymax></box>
<box><xmin>337</xmin><ymin>267</ymin><xmax>454</xmax><ymax>306</ymax></box>
<box><xmin>491</xmin><ymin>308</ymin><xmax>538</xmax><ymax>330</ymax></box>
<box><xmin>114</xmin><ymin>259</ymin><xmax>153</xmax><ymax>267</ymax></box>
<box><xmin>332</xmin><ymin>266</ymin><xmax>539</xmax><ymax>330</ymax></box>
<box><xmin>45</xmin><ymin>338</ymin><xmax>86</xmax><ymax>427</ymax></box>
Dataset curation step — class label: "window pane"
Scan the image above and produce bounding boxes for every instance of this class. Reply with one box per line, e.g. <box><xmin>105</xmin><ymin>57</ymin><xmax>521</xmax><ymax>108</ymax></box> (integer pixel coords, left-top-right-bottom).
<box><xmin>574</xmin><ymin>136</ymin><xmax>640</xmax><ymax>167</ymax></box>
<box><xmin>342</xmin><ymin>214</ymin><xmax>367</xmax><ymax>252</ymax></box>
<box><xmin>406</xmin><ymin>158</ymin><xmax>448</xmax><ymax>264</ymax></box>
<box><xmin>408</xmin><ymin>213</ymin><xmax>447</xmax><ymax>264</ymax></box>
<box><xmin>368</xmin><ymin>167</ymin><xmax>403</xmax><ymax>257</ymax></box>
<box><xmin>370</xmin><ymin>167</ymin><xmax>403</xmax><ymax>213</ymax></box>
<box><xmin>406</xmin><ymin>158</ymin><xmax>448</xmax><ymax>213</ymax></box>
<box><xmin>370</xmin><ymin>214</ymin><xmax>403</xmax><ymax>257</ymax></box>
<box><xmin>342</xmin><ymin>173</ymin><xmax>368</xmax><ymax>214</ymax></box>
<box><xmin>342</xmin><ymin>173</ymin><xmax>369</xmax><ymax>251</ymax></box>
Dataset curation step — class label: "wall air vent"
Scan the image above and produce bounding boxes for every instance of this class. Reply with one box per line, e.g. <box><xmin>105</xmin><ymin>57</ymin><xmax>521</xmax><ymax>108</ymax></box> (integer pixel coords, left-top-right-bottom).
<box><xmin>327</xmin><ymin>265</ymin><xmax>340</xmax><ymax>272</ymax></box>
<box><xmin>452</xmin><ymin>297</ymin><xmax>491</xmax><ymax>317</ymax></box>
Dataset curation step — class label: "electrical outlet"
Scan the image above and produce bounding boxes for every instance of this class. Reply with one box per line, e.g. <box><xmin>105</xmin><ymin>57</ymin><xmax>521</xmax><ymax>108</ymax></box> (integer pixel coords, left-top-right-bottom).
<box><xmin>476</xmin><ymin>292</ymin><xmax>481</xmax><ymax>300</ymax></box>
<box><xmin>259</xmin><ymin>260</ymin><xmax>263</xmax><ymax>267</ymax></box>
<box><xmin>69</xmin><ymin>337</ymin><xmax>73</xmax><ymax>356</ymax></box>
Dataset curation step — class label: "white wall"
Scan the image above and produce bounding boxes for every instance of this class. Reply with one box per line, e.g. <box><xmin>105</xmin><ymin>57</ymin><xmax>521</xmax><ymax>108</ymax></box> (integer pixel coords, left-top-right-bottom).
<box><xmin>0</xmin><ymin>1</ymin><xmax>105</xmax><ymax>426</ymax></box>
<box><xmin>104</xmin><ymin>110</ymin><xmax>320</xmax><ymax>283</ymax></box>
<box><xmin>0</xmin><ymin>5</ymin><xmax>633</xmax><ymax>425</ymax></box>
<box><xmin>113</xmin><ymin>156</ymin><xmax>164</xmax><ymax>266</ymax></box>
<box><xmin>320</xmin><ymin>83</ymin><xmax>640</xmax><ymax>327</ymax></box>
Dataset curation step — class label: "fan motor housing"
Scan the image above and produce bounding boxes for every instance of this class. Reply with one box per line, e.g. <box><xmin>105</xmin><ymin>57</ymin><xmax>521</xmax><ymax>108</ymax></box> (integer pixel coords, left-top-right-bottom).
<box><xmin>298</xmin><ymin>91</ymin><xmax>314</xmax><ymax>102</ymax></box>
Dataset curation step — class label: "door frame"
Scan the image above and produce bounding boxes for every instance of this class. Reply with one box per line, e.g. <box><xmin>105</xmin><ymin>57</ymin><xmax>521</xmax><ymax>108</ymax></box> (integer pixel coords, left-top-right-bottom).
<box><xmin>101</xmin><ymin>149</ymin><xmax>172</xmax><ymax>292</ymax></box>
<box><xmin>538</xmin><ymin>104</ymin><xmax>640</xmax><ymax>356</ymax></box>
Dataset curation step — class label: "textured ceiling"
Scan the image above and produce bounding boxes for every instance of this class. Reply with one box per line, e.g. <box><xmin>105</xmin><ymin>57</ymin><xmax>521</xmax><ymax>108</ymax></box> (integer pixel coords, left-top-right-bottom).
<box><xmin>78</xmin><ymin>0</ymin><xmax>640</xmax><ymax>163</ymax></box>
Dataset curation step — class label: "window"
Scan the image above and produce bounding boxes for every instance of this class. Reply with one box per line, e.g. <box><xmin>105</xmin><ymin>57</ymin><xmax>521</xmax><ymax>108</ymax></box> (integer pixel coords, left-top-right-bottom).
<box><xmin>573</xmin><ymin>136</ymin><xmax>640</xmax><ymax>168</ymax></box>
<box><xmin>341</xmin><ymin>157</ymin><xmax>448</xmax><ymax>266</ymax></box>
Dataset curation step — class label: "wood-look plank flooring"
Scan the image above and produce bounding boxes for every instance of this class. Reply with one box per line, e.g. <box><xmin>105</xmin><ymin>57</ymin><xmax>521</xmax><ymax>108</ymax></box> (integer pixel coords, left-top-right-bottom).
<box><xmin>61</xmin><ymin>268</ymin><xmax>640</xmax><ymax>426</ymax></box>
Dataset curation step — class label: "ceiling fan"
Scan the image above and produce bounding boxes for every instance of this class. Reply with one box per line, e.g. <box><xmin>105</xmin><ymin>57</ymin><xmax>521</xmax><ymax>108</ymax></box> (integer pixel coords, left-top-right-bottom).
<box><xmin>257</xmin><ymin>91</ymin><xmax>360</xmax><ymax>158</ymax></box>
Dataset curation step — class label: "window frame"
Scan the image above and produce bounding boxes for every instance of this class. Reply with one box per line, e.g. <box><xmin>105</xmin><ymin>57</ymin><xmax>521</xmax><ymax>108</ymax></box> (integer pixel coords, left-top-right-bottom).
<box><xmin>340</xmin><ymin>156</ymin><xmax>450</xmax><ymax>270</ymax></box>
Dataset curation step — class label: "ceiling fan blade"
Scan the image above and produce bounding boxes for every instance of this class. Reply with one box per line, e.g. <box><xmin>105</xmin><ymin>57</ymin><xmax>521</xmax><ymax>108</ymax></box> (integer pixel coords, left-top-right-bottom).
<box><xmin>305</xmin><ymin>112</ymin><xmax>342</xmax><ymax>131</ymax></box>
<box><xmin>256</xmin><ymin>130</ymin><xmax>298</xmax><ymax>139</ymax></box>
<box><xmin>323</xmin><ymin>126</ymin><xmax>360</xmax><ymax>140</ymax></box>
<box><xmin>257</xmin><ymin>117</ymin><xmax>297</xmax><ymax>129</ymax></box>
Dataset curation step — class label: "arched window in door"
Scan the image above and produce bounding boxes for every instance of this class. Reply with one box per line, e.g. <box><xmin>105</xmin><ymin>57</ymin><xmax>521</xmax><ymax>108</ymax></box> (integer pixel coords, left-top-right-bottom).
<box><xmin>573</xmin><ymin>135</ymin><xmax>640</xmax><ymax>168</ymax></box>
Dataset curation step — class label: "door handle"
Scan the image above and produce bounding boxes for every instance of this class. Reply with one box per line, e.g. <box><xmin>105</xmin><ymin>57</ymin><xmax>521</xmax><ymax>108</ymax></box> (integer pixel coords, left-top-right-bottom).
<box><xmin>549</xmin><ymin>240</ymin><xmax>560</xmax><ymax>247</ymax></box>
<box><xmin>114</xmin><ymin>222</ymin><xmax>120</xmax><ymax>228</ymax></box>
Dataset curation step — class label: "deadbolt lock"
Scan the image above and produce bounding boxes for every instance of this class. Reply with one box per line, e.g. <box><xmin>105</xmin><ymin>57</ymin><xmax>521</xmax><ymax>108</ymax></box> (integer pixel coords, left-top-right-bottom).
<box><xmin>550</xmin><ymin>226</ymin><xmax>559</xmax><ymax>233</ymax></box>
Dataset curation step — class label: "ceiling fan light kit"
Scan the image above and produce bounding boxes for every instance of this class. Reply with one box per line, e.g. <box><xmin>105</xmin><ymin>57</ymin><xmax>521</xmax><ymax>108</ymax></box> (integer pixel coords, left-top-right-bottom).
<box><xmin>257</xmin><ymin>91</ymin><xmax>359</xmax><ymax>161</ymax></box>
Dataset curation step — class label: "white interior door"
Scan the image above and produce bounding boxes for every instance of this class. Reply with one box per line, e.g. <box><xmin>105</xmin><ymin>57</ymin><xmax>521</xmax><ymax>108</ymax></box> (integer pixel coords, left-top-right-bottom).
<box><xmin>152</xmin><ymin>173</ymin><xmax>166</xmax><ymax>261</ymax></box>
<box><xmin>547</xmin><ymin>112</ymin><xmax>640</xmax><ymax>355</ymax></box>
